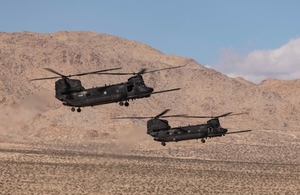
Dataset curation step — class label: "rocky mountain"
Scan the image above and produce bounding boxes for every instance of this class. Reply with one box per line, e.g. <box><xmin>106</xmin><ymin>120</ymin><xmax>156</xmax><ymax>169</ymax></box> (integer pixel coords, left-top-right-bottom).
<box><xmin>1</xmin><ymin>31</ymin><xmax>300</xmax><ymax>152</ymax></box>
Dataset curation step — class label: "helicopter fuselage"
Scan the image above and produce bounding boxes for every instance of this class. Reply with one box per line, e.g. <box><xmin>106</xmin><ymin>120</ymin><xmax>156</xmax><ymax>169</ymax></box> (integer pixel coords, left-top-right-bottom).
<box><xmin>31</xmin><ymin>66</ymin><xmax>182</xmax><ymax>112</ymax></box>
<box><xmin>152</xmin><ymin>125</ymin><xmax>208</xmax><ymax>142</ymax></box>
<box><xmin>150</xmin><ymin>124</ymin><xmax>227</xmax><ymax>142</ymax></box>
<box><xmin>112</xmin><ymin>110</ymin><xmax>250</xmax><ymax>147</ymax></box>
<box><xmin>55</xmin><ymin>75</ymin><xmax>154</xmax><ymax>109</ymax></box>
<box><xmin>146</xmin><ymin>118</ymin><xmax>228</xmax><ymax>146</ymax></box>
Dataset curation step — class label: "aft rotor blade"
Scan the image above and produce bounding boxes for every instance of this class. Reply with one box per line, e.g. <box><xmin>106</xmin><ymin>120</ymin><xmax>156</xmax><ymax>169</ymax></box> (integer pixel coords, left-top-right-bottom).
<box><xmin>111</xmin><ymin>116</ymin><xmax>150</xmax><ymax>119</ymax></box>
<box><xmin>112</xmin><ymin>109</ymin><xmax>171</xmax><ymax>120</ymax></box>
<box><xmin>226</xmin><ymin>130</ymin><xmax>252</xmax><ymax>134</ymax></box>
<box><xmin>214</xmin><ymin>112</ymin><xmax>233</xmax><ymax>118</ymax></box>
<box><xmin>112</xmin><ymin>110</ymin><xmax>187</xmax><ymax>120</ymax></box>
<box><xmin>112</xmin><ymin>114</ymin><xmax>187</xmax><ymax>120</ymax></box>
<box><xmin>178</xmin><ymin>115</ymin><xmax>213</xmax><ymax>119</ymax></box>
<box><xmin>97</xmin><ymin>65</ymin><xmax>184</xmax><ymax>76</ymax></box>
<box><xmin>137</xmin><ymin>68</ymin><xmax>147</xmax><ymax>75</ymax></box>
<box><xmin>226</xmin><ymin>112</ymin><xmax>249</xmax><ymax>117</ymax></box>
<box><xmin>151</xmin><ymin>88</ymin><xmax>181</xmax><ymax>95</ymax></box>
<box><xmin>30</xmin><ymin>76</ymin><xmax>62</xmax><ymax>81</ymax></box>
<box><xmin>161</xmin><ymin>114</ymin><xmax>188</xmax><ymax>118</ymax></box>
<box><xmin>154</xmin><ymin>109</ymin><xmax>170</xmax><ymax>119</ymax></box>
<box><xmin>44</xmin><ymin>68</ymin><xmax>66</xmax><ymax>77</ymax></box>
<box><xmin>144</xmin><ymin>65</ymin><xmax>185</xmax><ymax>74</ymax></box>
<box><xmin>182</xmin><ymin>112</ymin><xmax>247</xmax><ymax>119</ymax></box>
<box><xmin>97</xmin><ymin>72</ymin><xmax>135</xmax><ymax>75</ymax></box>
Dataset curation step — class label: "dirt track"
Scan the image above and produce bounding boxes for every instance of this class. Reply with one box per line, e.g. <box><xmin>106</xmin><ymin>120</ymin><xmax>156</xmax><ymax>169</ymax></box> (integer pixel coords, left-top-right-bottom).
<box><xmin>1</xmin><ymin>143</ymin><xmax>299</xmax><ymax>195</ymax></box>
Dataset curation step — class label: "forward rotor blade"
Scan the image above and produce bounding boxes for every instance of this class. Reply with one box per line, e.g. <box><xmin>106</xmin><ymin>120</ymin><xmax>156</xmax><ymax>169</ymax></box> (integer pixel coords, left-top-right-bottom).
<box><xmin>226</xmin><ymin>130</ymin><xmax>252</xmax><ymax>134</ymax></box>
<box><xmin>71</xmin><ymin>67</ymin><xmax>122</xmax><ymax>77</ymax></box>
<box><xmin>154</xmin><ymin>109</ymin><xmax>170</xmax><ymax>119</ymax></box>
<box><xmin>214</xmin><ymin>112</ymin><xmax>248</xmax><ymax>118</ymax></box>
<box><xmin>31</xmin><ymin>67</ymin><xmax>122</xmax><ymax>81</ymax></box>
<box><xmin>151</xmin><ymin>88</ymin><xmax>181</xmax><ymax>95</ymax></box>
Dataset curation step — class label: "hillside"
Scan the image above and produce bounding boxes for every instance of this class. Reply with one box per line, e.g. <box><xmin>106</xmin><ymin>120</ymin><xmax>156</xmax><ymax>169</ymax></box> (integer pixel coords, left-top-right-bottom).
<box><xmin>0</xmin><ymin>31</ymin><xmax>299</xmax><ymax>157</ymax></box>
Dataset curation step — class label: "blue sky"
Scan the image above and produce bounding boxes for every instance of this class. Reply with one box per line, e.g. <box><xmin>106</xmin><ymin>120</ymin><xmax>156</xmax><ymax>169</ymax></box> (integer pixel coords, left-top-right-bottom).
<box><xmin>1</xmin><ymin>0</ymin><xmax>300</xmax><ymax>83</ymax></box>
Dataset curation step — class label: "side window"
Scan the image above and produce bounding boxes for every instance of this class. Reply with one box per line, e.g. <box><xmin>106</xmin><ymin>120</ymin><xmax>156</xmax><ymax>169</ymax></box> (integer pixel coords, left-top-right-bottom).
<box><xmin>127</xmin><ymin>84</ymin><xmax>134</xmax><ymax>92</ymax></box>
<box><xmin>86</xmin><ymin>93</ymin><xmax>94</xmax><ymax>97</ymax></box>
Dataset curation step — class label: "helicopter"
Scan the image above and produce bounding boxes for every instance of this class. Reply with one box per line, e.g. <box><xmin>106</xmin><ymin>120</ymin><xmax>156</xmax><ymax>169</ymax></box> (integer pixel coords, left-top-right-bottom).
<box><xmin>30</xmin><ymin>66</ymin><xmax>182</xmax><ymax>112</ymax></box>
<box><xmin>113</xmin><ymin>109</ymin><xmax>251</xmax><ymax>146</ymax></box>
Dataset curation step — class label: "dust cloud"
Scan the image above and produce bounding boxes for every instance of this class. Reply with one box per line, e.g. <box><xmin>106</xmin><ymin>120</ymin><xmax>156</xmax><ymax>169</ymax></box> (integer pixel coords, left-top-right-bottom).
<box><xmin>0</xmin><ymin>91</ymin><xmax>57</xmax><ymax>141</ymax></box>
<box><xmin>109</xmin><ymin>124</ymin><xmax>147</xmax><ymax>154</ymax></box>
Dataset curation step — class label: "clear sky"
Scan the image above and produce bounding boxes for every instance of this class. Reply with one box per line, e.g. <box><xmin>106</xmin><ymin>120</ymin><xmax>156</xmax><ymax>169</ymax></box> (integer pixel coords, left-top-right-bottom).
<box><xmin>1</xmin><ymin>0</ymin><xmax>300</xmax><ymax>83</ymax></box>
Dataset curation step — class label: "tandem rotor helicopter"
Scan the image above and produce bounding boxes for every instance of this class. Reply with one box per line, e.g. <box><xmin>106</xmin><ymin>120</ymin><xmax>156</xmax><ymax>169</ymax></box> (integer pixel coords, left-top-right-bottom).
<box><xmin>113</xmin><ymin>109</ymin><xmax>251</xmax><ymax>146</ymax></box>
<box><xmin>30</xmin><ymin>66</ymin><xmax>182</xmax><ymax>112</ymax></box>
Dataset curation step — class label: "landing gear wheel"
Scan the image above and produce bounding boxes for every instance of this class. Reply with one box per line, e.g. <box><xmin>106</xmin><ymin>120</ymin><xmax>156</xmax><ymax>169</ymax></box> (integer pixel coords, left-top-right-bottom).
<box><xmin>71</xmin><ymin>107</ymin><xmax>75</xmax><ymax>112</ymax></box>
<box><xmin>77</xmin><ymin>108</ymin><xmax>81</xmax><ymax>113</ymax></box>
<box><xmin>119</xmin><ymin>102</ymin><xmax>124</xmax><ymax>106</ymax></box>
<box><xmin>201</xmin><ymin>139</ymin><xmax>205</xmax><ymax>143</ymax></box>
<box><xmin>124</xmin><ymin>102</ymin><xmax>129</xmax><ymax>107</ymax></box>
<box><xmin>161</xmin><ymin>142</ymin><xmax>166</xmax><ymax>146</ymax></box>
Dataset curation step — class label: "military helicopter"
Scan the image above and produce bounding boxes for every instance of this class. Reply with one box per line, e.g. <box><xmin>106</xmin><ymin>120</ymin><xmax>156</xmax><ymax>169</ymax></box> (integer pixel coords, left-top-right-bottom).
<box><xmin>113</xmin><ymin>109</ymin><xmax>251</xmax><ymax>146</ymax></box>
<box><xmin>30</xmin><ymin>66</ymin><xmax>182</xmax><ymax>112</ymax></box>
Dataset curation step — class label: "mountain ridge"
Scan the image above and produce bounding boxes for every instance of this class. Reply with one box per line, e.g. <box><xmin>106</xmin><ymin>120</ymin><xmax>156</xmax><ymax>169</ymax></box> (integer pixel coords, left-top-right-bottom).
<box><xmin>0</xmin><ymin>31</ymin><xmax>299</xmax><ymax>148</ymax></box>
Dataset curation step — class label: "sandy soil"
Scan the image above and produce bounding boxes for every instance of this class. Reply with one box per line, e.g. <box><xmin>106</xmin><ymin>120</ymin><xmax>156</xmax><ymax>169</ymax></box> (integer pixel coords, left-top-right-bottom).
<box><xmin>0</xmin><ymin>140</ymin><xmax>299</xmax><ymax>195</ymax></box>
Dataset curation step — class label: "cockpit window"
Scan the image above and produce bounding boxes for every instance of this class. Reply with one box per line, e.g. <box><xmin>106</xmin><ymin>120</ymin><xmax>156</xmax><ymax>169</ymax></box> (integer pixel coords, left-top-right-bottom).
<box><xmin>139</xmin><ymin>82</ymin><xmax>147</xmax><ymax>87</ymax></box>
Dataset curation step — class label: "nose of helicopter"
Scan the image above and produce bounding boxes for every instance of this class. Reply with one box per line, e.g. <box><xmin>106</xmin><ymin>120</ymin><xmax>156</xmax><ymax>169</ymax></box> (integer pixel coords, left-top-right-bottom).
<box><xmin>221</xmin><ymin>128</ymin><xmax>228</xmax><ymax>134</ymax></box>
<box><xmin>147</xmin><ymin>87</ymin><xmax>154</xmax><ymax>93</ymax></box>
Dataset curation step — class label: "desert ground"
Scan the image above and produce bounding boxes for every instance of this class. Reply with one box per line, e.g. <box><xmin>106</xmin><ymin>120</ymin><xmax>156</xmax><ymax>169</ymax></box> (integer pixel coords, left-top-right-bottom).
<box><xmin>1</xmin><ymin>130</ymin><xmax>300</xmax><ymax>195</ymax></box>
<box><xmin>1</xmin><ymin>31</ymin><xmax>300</xmax><ymax>194</ymax></box>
